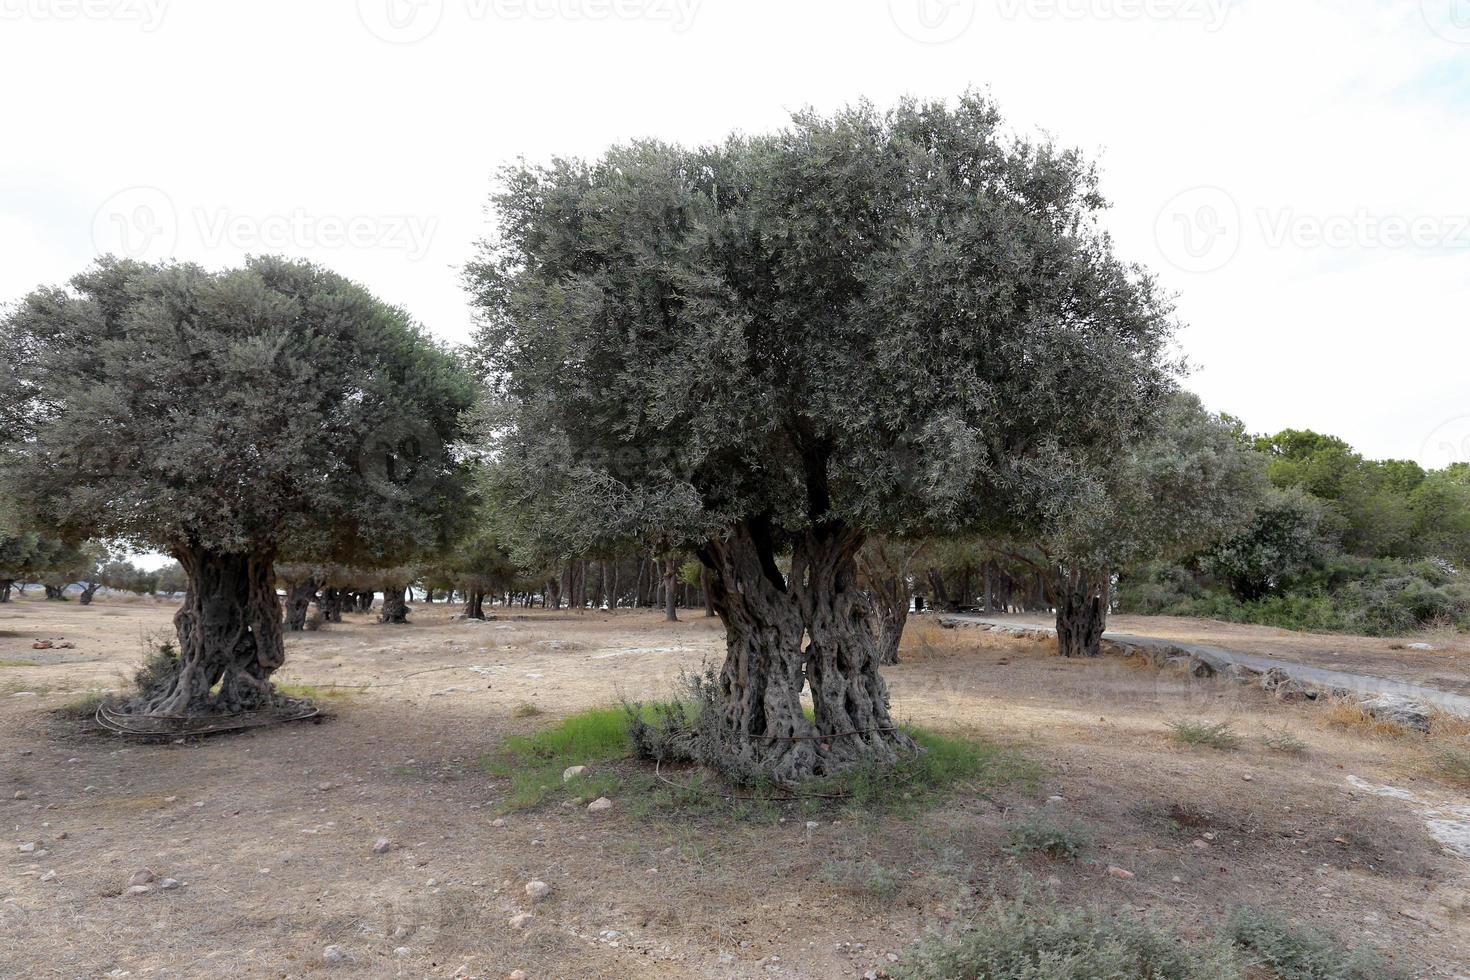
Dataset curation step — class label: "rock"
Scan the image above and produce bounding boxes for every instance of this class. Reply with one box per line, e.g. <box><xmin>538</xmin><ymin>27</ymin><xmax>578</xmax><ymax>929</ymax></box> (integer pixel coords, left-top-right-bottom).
<box><xmin>13</xmin><ymin>790</ymin><xmax>28</xmax><ymax>800</ymax></box>
<box><xmin>1191</xmin><ymin>838</ymin><xmax>1210</xmax><ymax>849</ymax></box>
<box><xmin>316</xmin><ymin>782</ymin><xmax>333</xmax><ymax>792</ymax></box>
<box><xmin>491</xmin><ymin>818</ymin><xmax>507</xmax><ymax>827</ymax></box>
<box><xmin>158</xmin><ymin>877</ymin><xmax>181</xmax><ymax>890</ymax></box>
<box><xmin>124</xmin><ymin>885</ymin><xmax>152</xmax><ymax>897</ymax></box>
<box><xmin>587</xmin><ymin>797</ymin><xmax>613</xmax><ymax>814</ymax></box>
<box><xmin>1407</xmin><ymin>642</ymin><xmax>1435</xmax><ymax>652</ymax></box>
<box><xmin>40</xmin><ymin>870</ymin><xmax>57</xmax><ymax>883</ymax></box>
<box><xmin>372</xmin><ymin>837</ymin><xmax>394</xmax><ymax>854</ymax></box>
<box><xmin>56</xmin><ymin>641</ymin><xmax>74</xmax><ymax>649</ymax></box>
<box><xmin>1361</xmin><ymin>695</ymin><xmax>1432</xmax><ymax>733</ymax></box>
<box><xmin>508</xmin><ymin>912</ymin><xmax>534</xmax><ymax>929</ymax></box>
<box><xmin>1107</xmin><ymin>866</ymin><xmax>1135</xmax><ymax>880</ymax></box>
<box><xmin>31</xmin><ymin>640</ymin><xmax>52</xmax><ymax>650</ymax></box>
<box><xmin>509</xmin><ymin>971</ymin><xmax>529</xmax><ymax>980</ymax></box>
<box><xmin>1190</xmin><ymin>658</ymin><xmax>1216</xmax><ymax>679</ymax></box>
<box><xmin>717</xmin><ymin>952</ymin><xmax>735</xmax><ymax>966</ymax></box>
<box><xmin>127</xmin><ymin>869</ymin><xmax>156</xmax><ymax>887</ymax></box>
<box><xmin>804</xmin><ymin>820</ymin><xmax>819</xmax><ymax>830</ymax></box>
<box><xmin>524</xmin><ymin>880</ymin><xmax>551</xmax><ymax>902</ymax></box>
<box><xmin>17</xmin><ymin>842</ymin><xmax>38</xmax><ymax>853</ymax></box>
<box><xmin>323</xmin><ymin>945</ymin><xmax>346</xmax><ymax>965</ymax></box>
<box><xmin>562</xmin><ymin>765</ymin><xmax>587</xmax><ymax>782</ymax></box>
<box><xmin>394</xmin><ymin>946</ymin><xmax>411</xmax><ymax>957</ymax></box>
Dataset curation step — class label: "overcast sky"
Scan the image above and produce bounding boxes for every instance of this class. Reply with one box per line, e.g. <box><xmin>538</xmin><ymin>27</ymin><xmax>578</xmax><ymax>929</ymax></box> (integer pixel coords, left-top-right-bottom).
<box><xmin>3</xmin><ymin>0</ymin><xmax>1467</xmax><ymax>470</ymax></box>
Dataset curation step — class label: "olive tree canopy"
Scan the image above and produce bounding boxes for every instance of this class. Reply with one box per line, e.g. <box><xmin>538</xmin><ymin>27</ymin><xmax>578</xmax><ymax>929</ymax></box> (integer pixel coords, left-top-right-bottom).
<box><xmin>2</xmin><ymin>255</ymin><xmax>475</xmax><ymax>716</ymax></box>
<box><xmin>468</xmin><ymin>94</ymin><xmax>1180</xmax><ymax>781</ymax></box>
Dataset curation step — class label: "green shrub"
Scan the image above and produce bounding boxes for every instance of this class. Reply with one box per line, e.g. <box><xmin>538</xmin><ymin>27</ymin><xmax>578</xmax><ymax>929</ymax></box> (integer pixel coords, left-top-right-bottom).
<box><xmin>1005</xmin><ymin>812</ymin><xmax>1089</xmax><ymax>861</ymax></box>
<box><xmin>899</xmin><ymin>894</ymin><xmax>1240</xmax><ymax>980</ymax></box>
<box><xmin>133</xmin><ymin>634</ymin><xmax>180</xmax><ymax>698</ymax></box>
<box><xmin>1227</xmin><ymin>908</ymin><xmax>1403</xmax><ymax>979</ymax></box>
<box><xmin>1260</xmin><ymin>725</ymin><xmax>1308</xmax><ymax>754</ymax></box>
<box><xmin>1167</xmin><ymin>720</ymin><xmax>1240</xmax><ymax>750</ymax></box>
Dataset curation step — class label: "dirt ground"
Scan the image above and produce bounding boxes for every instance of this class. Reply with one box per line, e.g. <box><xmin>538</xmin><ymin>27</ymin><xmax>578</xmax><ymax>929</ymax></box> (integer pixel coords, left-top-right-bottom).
<box><xmin>979</xmin><ymin>611</ymin><xmax>1470</xmax><ymax>697</ymax></box>
<box><xmin>3</xmin><ymin>594</ymin><xmax>1469</xmax><ymax>979</ymax></box>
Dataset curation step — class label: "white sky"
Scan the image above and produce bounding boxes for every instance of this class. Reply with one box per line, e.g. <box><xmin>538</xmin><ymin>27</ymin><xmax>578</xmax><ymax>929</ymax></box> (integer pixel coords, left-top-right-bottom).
<box><xmin>3</xmin><ymin>0</ymin><xmax>1468</xmax><ymax>470</ymax></box>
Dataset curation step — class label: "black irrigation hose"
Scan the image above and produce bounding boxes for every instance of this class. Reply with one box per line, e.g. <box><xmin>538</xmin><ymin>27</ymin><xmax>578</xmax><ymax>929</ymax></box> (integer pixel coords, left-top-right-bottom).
<box><xmin>94</xmin><ymin>701</ymin><xmax>320</xmax><ymax>738</ymax></box>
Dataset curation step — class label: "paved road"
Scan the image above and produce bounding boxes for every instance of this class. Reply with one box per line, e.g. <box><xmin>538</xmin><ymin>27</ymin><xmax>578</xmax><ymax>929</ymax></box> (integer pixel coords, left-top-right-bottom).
<box><xmin>940</xmin><ymin>614</ymin><xmax>1470</xmax><ymax>718</ymax></box>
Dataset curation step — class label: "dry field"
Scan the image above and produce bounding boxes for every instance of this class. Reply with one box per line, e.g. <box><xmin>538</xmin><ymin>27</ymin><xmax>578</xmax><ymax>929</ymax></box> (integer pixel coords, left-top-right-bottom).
<box><xmin>3</xmin><ymin>595</ymin><xmax>1469</xmax><ymax>978</ymax></box>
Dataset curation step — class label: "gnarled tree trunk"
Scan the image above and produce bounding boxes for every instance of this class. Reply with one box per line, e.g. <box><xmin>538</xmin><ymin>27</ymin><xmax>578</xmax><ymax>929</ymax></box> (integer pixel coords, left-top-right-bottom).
<box><xmin>796</xmin><ymin>526</ymin><xmax>914</xmax><ymax>770</ymax></box>
<box><xmin>462</xmin><ymin>588</ymin><xmax>486</xmax><ymax>620</ymax></box>
<box><xmin>284</xmin><ymin>575</ymin><xmax>321</xmax><ymax>631</ymax></box>
<box><xmin>698</xmin><ymin>519</ymin><xmax>915</xmax><ymax>785</ymax></box>
<box><xmin>44</xmin><ymin>584</ymin><xmax>66</xmax><ymax>601</ymax></box>
<box><xmin>546</xmin><ymin>576</ymin><xmax>562</xmax><ymax>610</ymax></box>
<box><xmin>79</xmin><ymin>583</ymin><xmax>101</xmax><ymax>605</ymax></box>
<box><xmin>0</xmin><ymin>579</ymin><xmax>12</xmax><ymax>603</ymax></box>
<box><xmin>131</xmin><ymin>548</ymin><xmax>285</xmax><ymax>717</ymax></box>
<box><xmin>379</xmin><ymin>585</ymin><xmax>409</xmax><ymax>624</ymax></box>
<box><xmin>355</xmin><ymin>591</ymin><xmax>374</xmax><ymax>614</ymax></box>
<box><xmin>1052</xmin><ymin>563</ymin><xmax>1109</xmax><ymax>659</ymax></box>
<box><xmin>662</xmin><ymin>553</ymin><xmax>679</xmax><ymax>622</ymax></box>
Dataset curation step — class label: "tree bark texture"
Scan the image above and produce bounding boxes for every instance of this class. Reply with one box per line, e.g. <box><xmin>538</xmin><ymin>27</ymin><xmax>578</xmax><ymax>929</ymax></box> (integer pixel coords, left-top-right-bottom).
<box><xmin>1052</xmin><ymin>563</ymin><xmax>1109</xmax><ymax>659</ymax></box>
<box><xmin>284</xmin><ymin>576</ymin><xmax>321</xmax><ymax>632</ymax></box>
<box><xmin>662</xmin><ymin>554</ymin><xmax>679</xmax><ymax>622</ymax></box>
<box><xmin>0</xmin><ymin>579</ymin><xmax>11</xmax><ymax>603</ymax></box>
<box><xmin>379</xmin><ymin>585</ymin><xmax>409</xmax><ymax>624</ymax></box>
<box><xmin>698</xmin><ymin>519</ymin><xmax>914</xmax><ymax>784</ymax></box>
<box><xmin>132</xmin><ymin>548</ymin><xmax>285</xmax><ymax>717</ymax></box>
<box><xmin>44</xmin><ymin>584</ymin><xmax>65</xmax><ymax>601</ymax></box>
<box><xmin>79</xmin><ymin>583</ymin><xmax>100</xmax><ymax>605</ymax></box>
<box><xmin>462</xmin><ymin>589</ymin><xmax>486</xmax><ymax>620</ymax></box>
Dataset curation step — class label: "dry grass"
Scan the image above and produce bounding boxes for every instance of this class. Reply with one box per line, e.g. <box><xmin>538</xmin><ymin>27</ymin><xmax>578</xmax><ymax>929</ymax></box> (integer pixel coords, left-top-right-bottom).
<box><xmin>1319</xmin><ymin>700</ymin><xmax>1411</xmax><ymax>739</ymax></box>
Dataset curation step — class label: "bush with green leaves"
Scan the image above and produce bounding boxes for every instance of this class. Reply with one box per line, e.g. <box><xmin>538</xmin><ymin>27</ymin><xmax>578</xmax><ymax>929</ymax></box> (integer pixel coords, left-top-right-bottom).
<box><xmin>900</xmin><ymin>895</ymin><xmax>1399</xmax><ymax>980</ymax></box>
<box><xmin>1004</xmin><ymin>812</ymin><xmax>1090</xmax><ymax>861</ymax></box>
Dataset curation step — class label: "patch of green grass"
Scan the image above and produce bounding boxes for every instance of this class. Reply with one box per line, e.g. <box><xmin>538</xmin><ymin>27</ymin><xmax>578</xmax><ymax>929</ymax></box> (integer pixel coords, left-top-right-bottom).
<box><xmin>1167</xmin><ymin>719</ymin><xmax>1240</xmax><ymax>751</ymax></box>
<box><xmin>1004</xmin><ymin>811</ymin><xmax>1090</xmax><ymax>861</ymax></box>
<box><xmin>810</xmin><ymin>728</ymin><xmax>1039</xmax><ymax>815</ymax></box>
<box><xmin>483</xmin><ymin>707</ymin><xmax>642</xmax><ymax>811</ymax></box>
<box><xmin>485</xmin><ymin>707</ymin><xmax>1036</xmax><ymax>819</ymax></box>
<box><xmin>55</xmin><ymin>689</ymin><xmax>110</xmax><ymax>719</ymax></box>
<box><xmin>1227</xmin><ymin>908</ymin><xmax>1404</xmax><ymax>979</ymax></box>
<box><xmin>275</xmin><ymin>682</ymin><xmax>359</xmax><ymax>702</ymax></box>
<box><xmin>512</xmin><ymin>701</ymin><xmax>544</xmax><ymax>718</ymax></box>
<box><xmin>1260</xmin><ymin>725</ymin><xmax>1309</xmax><ymax>755</ymax></box>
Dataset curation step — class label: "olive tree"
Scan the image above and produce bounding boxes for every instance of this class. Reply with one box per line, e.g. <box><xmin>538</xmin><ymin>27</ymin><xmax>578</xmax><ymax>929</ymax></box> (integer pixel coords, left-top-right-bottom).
<box><xmin>1027</xmin><ymin>393</ymin><xmax>1266</xmax><ymax>657</ymax></box>
<box><xmin>2</xmin><ymin>256</ymin><xmax>474</xmax><ymax>717</ymax></box>
<box><xmin>468</xmin><ymin>95</ymin><xmax>1179</xmax><ymax>782</ymax></box>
